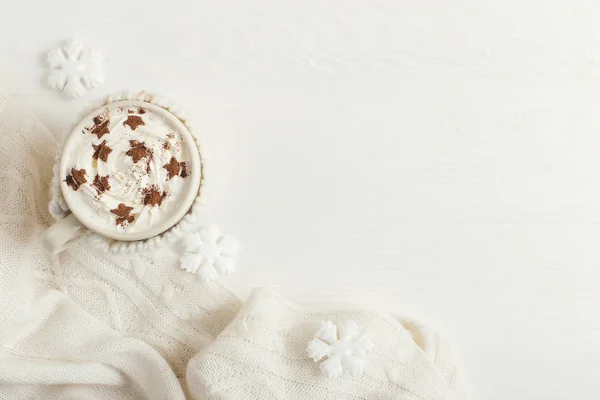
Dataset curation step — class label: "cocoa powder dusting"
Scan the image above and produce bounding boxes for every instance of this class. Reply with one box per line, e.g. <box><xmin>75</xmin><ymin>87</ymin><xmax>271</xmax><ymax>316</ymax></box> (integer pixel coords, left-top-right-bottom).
<box><xmin>92</xmin><ymin>174</ymin><xmax>111</xmax><ymax>195</ymax></box>
<box><xmin>123</xmin><ymin>115</ymin><xmax>145</xmax><ymax>130</ymax></box>
<box><xmin>163</xmin><ymin>157</ymin><xmax>181</xmax><ymax>179</ymax></box>
<box><xmin>126</xmin><ymin>140</ymin><xmax>152</xmax><ymax>163</ymax></box>
<box><xmin>142</xmin><ymin>185</ymin><xmax>168</xmax><ymax>207</ymax></box>
<box><xmin>138</xmin><ymin>108</ymin><xmax>146</xmax><ymax>114</ymax></box>
<box><xmin>65</xmin><ymin>168</ymin><xmax>87</xmax><ymax>191</ymax></box>
<box><xmin>110</xmin><ymin>203</ymin><xmax>134</xmax><ymax>226</ymax></box>
<box><xmin>92</xmin><ymin>140</ymin><xmax>113</xmax><ymax>162</ymax></box>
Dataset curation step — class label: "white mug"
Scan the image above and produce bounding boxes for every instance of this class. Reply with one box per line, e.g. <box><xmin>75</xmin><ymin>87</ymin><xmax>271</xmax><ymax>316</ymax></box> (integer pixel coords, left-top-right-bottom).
<box><xmin>42</xmin><ymin>100</ymin><xmax>202</xmax><ymax>253</ymax></box>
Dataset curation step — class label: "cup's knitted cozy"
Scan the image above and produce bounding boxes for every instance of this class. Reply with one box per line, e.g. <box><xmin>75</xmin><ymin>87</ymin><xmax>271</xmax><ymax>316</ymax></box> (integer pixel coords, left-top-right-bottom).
<box><xmin>0</xmin><ymin>95</ymin><xmax>469</xmax><ymax>399</ymax></box>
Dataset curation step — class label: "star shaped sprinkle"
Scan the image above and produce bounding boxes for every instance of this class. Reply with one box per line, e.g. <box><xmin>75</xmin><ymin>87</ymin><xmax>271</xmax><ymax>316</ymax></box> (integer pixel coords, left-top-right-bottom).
<box><xmin>65</xmin><ymin>167</ymin><xmax>87</xmax><ymax>191</ymax></box>
<box><xmin>126</xmin><ymin>140</ymin><xmax>152</xmax><ymax>163</ymax></box>
<box><xmin>142</xmin><ymin>185</ymin><xmax>168</xmax><ymax>207</ymax></box>
<box><xmin>92</xmin><ymin>175</ymin><xmax>110</xmax><ymax>195</ymax></box>
<box><xmin>123</xmin><ymin>115</ymin><xmax>145</xmax><ymax>130</ymax></box>
<box><xmin>110</xmin><ymin>203</ymin><xmax>134</xmax><ymax>226</ymax></box>
<box><xmin>92</xmin><ymin>140</ymin><xmax>113</xmax><ymax>162</ymax></box>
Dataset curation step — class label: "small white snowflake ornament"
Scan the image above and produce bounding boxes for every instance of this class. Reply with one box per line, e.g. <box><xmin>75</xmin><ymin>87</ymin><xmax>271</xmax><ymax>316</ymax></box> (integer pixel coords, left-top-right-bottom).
<box><xmin>307</xmin><ymin>320</ymin><xmax>373</xmax><ymax>378</ymax></box>
<box><xmin>180</xmin><ymin>226</ymin><xmax>238</xmax><ymax>282</ymax></box>
<box><xmin>46</xmin><ymin>40</ymin><xmax>104</xmax><ymax>99</ymax></box>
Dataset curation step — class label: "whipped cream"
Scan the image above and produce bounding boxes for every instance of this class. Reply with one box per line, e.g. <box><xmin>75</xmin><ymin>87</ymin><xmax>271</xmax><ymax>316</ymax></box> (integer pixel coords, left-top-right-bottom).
<box><xmin>60</xmin><ymin>101</ymin><xmax>201</xmax><ymax>240</ymax></box>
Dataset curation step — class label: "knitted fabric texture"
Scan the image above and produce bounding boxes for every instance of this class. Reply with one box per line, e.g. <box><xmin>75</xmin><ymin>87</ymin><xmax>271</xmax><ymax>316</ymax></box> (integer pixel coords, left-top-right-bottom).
<box><xmin>0</xmin><ymin>95</ymin><xmax>468</xmax><ymax>399</ymax></box>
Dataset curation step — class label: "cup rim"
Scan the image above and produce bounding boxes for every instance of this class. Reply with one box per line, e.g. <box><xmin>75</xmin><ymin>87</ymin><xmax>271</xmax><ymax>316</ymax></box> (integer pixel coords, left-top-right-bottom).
<box><xmin>59</xmin><ymin>100</ymin><xmax>202</xmax><ymax>241</ymax></box>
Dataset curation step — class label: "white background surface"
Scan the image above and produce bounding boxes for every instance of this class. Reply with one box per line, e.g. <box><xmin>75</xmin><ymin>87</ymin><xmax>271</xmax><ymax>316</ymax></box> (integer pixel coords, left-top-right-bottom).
<box><xmin>2</xmin><ymin>1</ymin><xmax>599</xmax><ymax>398</ymax></box>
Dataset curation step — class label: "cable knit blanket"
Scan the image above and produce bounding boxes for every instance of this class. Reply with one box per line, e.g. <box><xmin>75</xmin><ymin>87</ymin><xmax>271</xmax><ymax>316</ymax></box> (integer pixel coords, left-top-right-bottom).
<box><xmin>0</xmin><ymin>95</ymin><xmax>468</xmax><ymax>399</ymax></box>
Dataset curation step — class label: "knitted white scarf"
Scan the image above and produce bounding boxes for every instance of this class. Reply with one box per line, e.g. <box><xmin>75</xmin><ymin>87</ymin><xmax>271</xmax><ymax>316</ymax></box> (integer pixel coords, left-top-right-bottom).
<box><xmin>0</xmin><ymin>95</ymin><xmax>468</xmax><ymax>399</ymax></box>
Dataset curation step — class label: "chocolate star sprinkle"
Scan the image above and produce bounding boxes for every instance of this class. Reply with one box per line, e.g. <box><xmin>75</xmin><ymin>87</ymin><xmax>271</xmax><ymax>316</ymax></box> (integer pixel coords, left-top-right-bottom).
<box><xmin>65</xmin><ymin>168</ymin><xmax>87</xmax><ymax>191</ymax></box>
<box><xmin>92</xmin><ymin>140</ymin><xmax>113</xmax><ymax>163</ymax></box>
<box><xmin>142</xmin><ymin>185</ymin><xmax>168</xmax><ymax>207</ymax></box>
<box><xmin>110</xmin><ymin>203</ymin><xmax>134</xmax><ymax>226</ymax></box>
<box><xmin>92</xmin><ymin>174</ymin><xmax>111</xmax><ymax>195</ymax></box>
<box><xmin>88</xmin><ymin>115</ymin><xmax>110</xmax><ymax>139</ymax></box>
<box><xmin>123</xmin><ymin>115</ymin><xmax>145</xmax><ymax>130</ymax></box>
<box><xmin>163</xmin><ymin>157</ymin><xmax>181</xmax><ymax>179</ymax></box>
<box><xmin>180</xmin><ymin>162</ymin><xmax>188</xmax><ymax>178</ymax></box>
<box><xmin>126</xmin><ymin>140</ymin><xmax>152</xmax><ymax>163</ymax></box>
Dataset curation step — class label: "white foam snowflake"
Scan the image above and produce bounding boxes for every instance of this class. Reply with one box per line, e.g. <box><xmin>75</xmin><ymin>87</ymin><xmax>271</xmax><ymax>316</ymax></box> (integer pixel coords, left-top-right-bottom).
<box><xmin>307</xmin><ymin>320</ymin><xmax>373</xmax><ymax>378</ymax></box>
<box><xmin>46</xmin><ymin>40</ymin><xmax>104</xmax><ymax>99</ymax></box>
<box><xmin>180</xmin><ymin>226</ymin><xmax>239</xmax><ymax>282</ymax></box>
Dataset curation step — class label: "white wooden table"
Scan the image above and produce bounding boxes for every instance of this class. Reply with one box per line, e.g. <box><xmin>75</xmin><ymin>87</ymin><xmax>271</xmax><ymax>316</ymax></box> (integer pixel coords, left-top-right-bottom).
<box><xmin>2</xmin><ymin>1</ymin><xmax>599</xmax><ymax>398</ymax></box>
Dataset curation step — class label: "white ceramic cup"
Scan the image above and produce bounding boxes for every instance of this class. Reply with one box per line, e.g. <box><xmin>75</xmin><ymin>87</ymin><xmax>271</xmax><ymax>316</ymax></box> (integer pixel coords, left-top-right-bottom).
<box><xmin>42</xmin><ymin>100</ymin><xmax>202</xmax><ymax>253</ymax></box>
